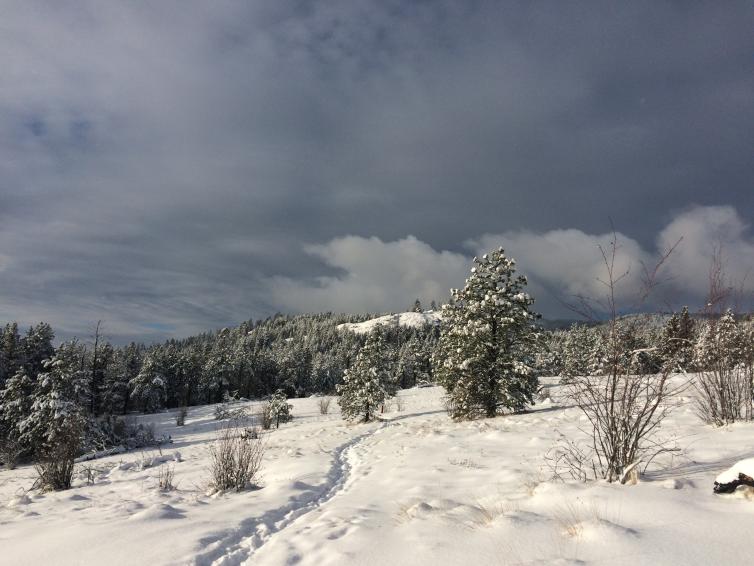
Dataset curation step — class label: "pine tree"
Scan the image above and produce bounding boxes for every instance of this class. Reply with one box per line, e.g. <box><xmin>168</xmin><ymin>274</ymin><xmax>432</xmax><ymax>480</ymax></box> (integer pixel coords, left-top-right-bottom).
<box><xmin>130</xmin><ymin>353</ymin><xmax>167</xmax><ymax>413</ymax></box>
<box><xmin>412</xmin><ymin>299</ymin><xmax>423</xmax><ymax>313</ymax></box>
<box><xmin>659</xmin><ymin>307</ymin><xmax>696</xmax><ymax>372</ymax></box>
<box><xmin>21</xmin><ymin>322</ymin><xmax>55</xmax><ymax>377</ymax></box>
<box><xmin>337</xmin><ymin>331</ymin><xmax>396</xmax><ymax>422</ymax></box>
<box><xmin>396</xmin><ymin>336</ymin><xmax>431</xmax><ymax>388</ymax></box>
<box><xmin>20</xmin><ymin>341</ymin><xmax>89</xmax><ymax>467</ymax></box>
<box><xmin>694</xmin><ymin>310</ymin><xmax>741</xmax><ymax>372</ymax></box>
<box><xmin>435</xmin><ymin>248</ymin><xmax>540</xmax><ymax>420</ymax></box>
<box><xmin>561</xmin><ymin>324</ymin><xmax>600</xmax><ymax>381</ymax></box>
<box><xmin>0</xmin><ymin>323</ymin><xmax>21</xmax><ymax>388</ymax></box>
<box><xmin>264</xmin><ymin>390</ymin><xmax>293</xmax><ymax>428</ymax></box>
<box><xmin>103</xmin><ymin>343</ymin><xmax>141</xmax><ymax>415</ymax></box>
<box><xmin>0</xmin><ymin>368</ymin><xmax>37</xmax><ymax>454</ymax></box>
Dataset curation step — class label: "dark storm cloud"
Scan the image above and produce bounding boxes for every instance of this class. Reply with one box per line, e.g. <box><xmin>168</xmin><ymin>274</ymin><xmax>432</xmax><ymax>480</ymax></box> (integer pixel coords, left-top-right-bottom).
<box><xmin>0</xmin><ymin>1</ymin><xmax>752</xmax><ymax>341</ymax></box>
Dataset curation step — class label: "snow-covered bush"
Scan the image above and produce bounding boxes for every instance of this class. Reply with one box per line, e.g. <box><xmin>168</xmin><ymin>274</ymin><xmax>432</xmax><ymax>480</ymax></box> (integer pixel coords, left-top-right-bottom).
<box><xmin>214</xmin><ymin>392</ymin><xmax>250</xmax><ymax>422</ymax></box>
<box><xmin>337</xmin><ymin>331</ymin><xmax>397</xmax><ymax>422</ymax></box>
<box><xmin>263</xmin><ymin>390</ymin><xmax>293</xmax><ymax>429</ymax></box>
<box><xmin>209</xmin><ymin>422</ymin><xmax>265</xmax><ymax>492</ymax></box>
<box><xmin>434</xmin><ymin>248</ymin><xmax>540</xmax><ymax>420</ymax></box>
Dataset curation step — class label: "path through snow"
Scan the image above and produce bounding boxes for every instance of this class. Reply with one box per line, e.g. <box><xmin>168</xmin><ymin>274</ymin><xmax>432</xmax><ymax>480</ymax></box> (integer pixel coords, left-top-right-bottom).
<box><xmin>192</xmin><ymin>421</ymin><xmax>387</xmax><ymax>566</ymax></box>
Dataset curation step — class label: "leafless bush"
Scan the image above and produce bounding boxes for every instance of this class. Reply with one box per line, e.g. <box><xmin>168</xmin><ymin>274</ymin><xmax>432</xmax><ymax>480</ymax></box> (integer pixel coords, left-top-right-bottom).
<box><xmin>693</xmin><ymin>251</ymin><xmax>754</xmax><ymax>425</ymax></box>
<box><xmin>34</xmin><ymin>444</ymin><xmax>77</xmax><ymax>491</ymax></box>
<box><xmin>695</xmin><ymin>365</ymin><xmax>750</xmax><ymax>425</ymax></box>
<box><xmin>443</xmin><ymin>395</ymin><xmax>457</xmax><ymax>418</ymax></box>
<box><xmin>158</xmin><ymin>464</ymin><xmax>176</xmax><ymax>491</ymax></box>
<box><xmin>560</xmin><ymin>231</ymin><xmax>684</xmax><ymax>483</ymax></box>
<box><xmin>209</xmin><ymin>422</ymin><xmax>265</xmax><ymax>492</ymax></box>
<box><xmin>79</xmin><ymin>463</ymin><xmax>98</xmax><ymax>485</ymax></box>
<box><xmin>545</xmin><ymin>434</ymin><xmax>594</xmax><ymax>482</ymax></box>
<box><xmin>564</xmin><ymin>360</ymin><xmax>684</xmax><ymax>482</ymax></box>
<box><xmin>0</xmin><ymin>436</ymin><xmax>22</xmax><ymax>470</ymax></box>
<box><xmin>318</xmin><ymin>397</ymin><xmax>332</xmax><ymax>415</ymax></box>
<box><xmin>176</xmin><ymin>406</ymin><xmax>188</xmax><ymax>426</ymax></box>
<box><xmin>256</xmin><ymin>407</ymin><xmax>273</xmax><ymax>430</ymax></box>
<box><xmin>394</xmin><ymin>396</ymin><xmax>405</xmax><ymax>412</ymax></box>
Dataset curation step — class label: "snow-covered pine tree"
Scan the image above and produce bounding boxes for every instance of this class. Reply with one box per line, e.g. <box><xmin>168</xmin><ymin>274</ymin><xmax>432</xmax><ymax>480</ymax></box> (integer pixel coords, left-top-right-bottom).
<box><xmin>412</xmin><ymin>299</ymin><xmax>423</xmax><ymax>313</ymax></box>
<box><xmin>129</xmin><ymin>352</ymin><xmax>167</xmax><ymax>413</ymax></box>
<box><xmin>561</xmin><ymin>324</ymin><xmax>600</xmax><ymax>381</ymax></box>
<box><xmin>435</xmin><ymin>248</ymin><xmax>540</xmax><ymax>420</ymax></box>
<box><xmin>21</xmin><ymin>322</ymin><xmax>55</xmax><ymax>377</ymax></box>
<box><xmin>264</xmin><ymin>390</ymin><xmax>293</xmax><ymax>428</ymax></box>
<box><xmin>0</xmin><ymin>367</ymin><xmax>37</xmax><ymax>462</ymax></box>
<box><xmin>0</xmin><ymin>322</ymin><xmax>21</xmax><ymax>388</ymax></box>
<box><xmin>20</xmin><ymin>341</ymin><xmax>88</xmax><ymax>489</ymax></box>
<box><xmin>658</xmin><ymin>307</ymin><xmax>695</xmax><ymax>372</ymax></box>
<box><xmin>396</xmin><ymin>335</ymin><xmax>432</xmax><ymax>388</ymax></box>
<box><xmin>337</xmin><ymin>330</ymin><xmax>397</xmax><ymax>422</ymax></box>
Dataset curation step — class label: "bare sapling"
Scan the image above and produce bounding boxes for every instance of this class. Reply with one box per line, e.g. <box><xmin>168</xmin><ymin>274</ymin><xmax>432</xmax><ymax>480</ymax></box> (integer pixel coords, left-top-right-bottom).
<box><xmin>553</xmin><ymin>230</ymin><xmax>684</xmax><ymax>483</ymax></box>
<box><xmin>694</xmin><ymin>247</ymin><xmax>753</xmax><ymax>425</ymax></box>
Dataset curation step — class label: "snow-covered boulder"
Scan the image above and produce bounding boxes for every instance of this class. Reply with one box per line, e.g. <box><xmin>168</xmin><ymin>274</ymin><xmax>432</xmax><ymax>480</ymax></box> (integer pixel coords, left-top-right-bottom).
<box><xmin>713</xmin><ymin>458</ymin><xmax>754</xmax><ymax>494</ymax></box>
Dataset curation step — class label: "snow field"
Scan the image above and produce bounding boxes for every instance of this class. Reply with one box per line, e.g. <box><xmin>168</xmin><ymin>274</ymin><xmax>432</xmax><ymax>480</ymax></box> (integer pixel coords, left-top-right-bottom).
<box><xmin>2</xmin><ymin>380</ymin><xmax>754</xmax><ymax>565</ymax></box>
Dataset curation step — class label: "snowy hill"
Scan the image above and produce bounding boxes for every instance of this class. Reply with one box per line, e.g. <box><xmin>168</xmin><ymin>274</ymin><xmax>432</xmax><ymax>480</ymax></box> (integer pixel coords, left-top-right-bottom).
<box><xmin>337</xmin><ymin>311</ymin><xmax>441</xmax><ymax>334</ymax></box>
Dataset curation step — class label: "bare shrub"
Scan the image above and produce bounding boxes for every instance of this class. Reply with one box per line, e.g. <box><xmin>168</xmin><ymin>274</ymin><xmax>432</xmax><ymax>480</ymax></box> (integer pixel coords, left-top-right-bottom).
<box><xmin>442</xmin><ymin>395</ymin><xmax>457</xmax><ymax>418</ymax></box>
<box><xmin>158</xmin><ymin>464</ymin><xmax>176</xmax><ymax>491</ymax></box>
<box><xmin>693</xmin><ymin>249</ymin><xmax>754</xmax><ymax>425</ymax></box>
<box><xmin>0</xmin><ymin>436</ymin><xmax>22</xmax><ymax>470</ymax></box>
<box><xmin>318</xmin><ymin>397</ymin><xmax>332</xmax><ymax>415</ymax></box>
<box><xmin>79</xmin><ymin>463</ymin><xmax>98</xmax><ymax>485</ymax></box>
<box><xmin>176</xmin><ymin>406</ymin><xmax>188</xmax><ymax>426</ymax></box>
<box><xmin>695</xmin><ymin>364</ymin><xmax>750</xmax><ymax>425</ymax></box>
<box><xmin>34</xmin><ymin>444</ymin><xmax>77</xmax><ymax>491</ymax></box>
<box><xmin>394</xmin><ymin>396</ymin><xmax>405</xmax><ymax>412</ymax></box>
<box><xmin>256</xmin><ymin>407</ymin><xmax>273</xmax><ymax>430</ymax></box>
<box><xmin>560</xmin><ymin>232</ymin><xmax>684</xmax><ymax>483</ymax></box>
<box><xmin>209</xmin><ymin>422</ymin><xmax>265</xmax><ymax>492</ymax></box>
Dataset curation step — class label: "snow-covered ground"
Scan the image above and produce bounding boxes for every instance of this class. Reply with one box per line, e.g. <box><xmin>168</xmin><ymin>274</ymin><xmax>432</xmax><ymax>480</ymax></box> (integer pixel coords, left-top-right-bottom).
<box><xmin>3</xmin><ymin>379</ymin><xmax>754</xmax><ymax>565</ymax></box>
<box><xmin>338</xmin><ymin>311</ymin><xmax>441</xmax><ymax>334</ymax></box>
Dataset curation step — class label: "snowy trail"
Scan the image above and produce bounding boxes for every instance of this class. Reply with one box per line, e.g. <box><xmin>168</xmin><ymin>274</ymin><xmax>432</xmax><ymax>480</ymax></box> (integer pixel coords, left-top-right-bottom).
<box><xmin>190</xmin><ymin>422</ymin><xmax>386</xmax><ymax>566</ymax></box>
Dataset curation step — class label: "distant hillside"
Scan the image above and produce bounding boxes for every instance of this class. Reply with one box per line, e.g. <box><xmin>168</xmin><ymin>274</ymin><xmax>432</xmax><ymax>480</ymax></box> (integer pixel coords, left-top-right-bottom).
<box><xmin>338</xmin><ymin>311</ymin><xmax>442</xmax><ymax>335</ymax></box>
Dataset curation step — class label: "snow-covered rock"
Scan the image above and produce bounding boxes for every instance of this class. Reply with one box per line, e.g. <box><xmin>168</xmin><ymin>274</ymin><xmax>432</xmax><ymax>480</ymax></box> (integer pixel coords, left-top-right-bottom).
<box><xmin>714</xmin><ymin>458</ymin><xmax>754</xmax><ymax>493</ymax></box>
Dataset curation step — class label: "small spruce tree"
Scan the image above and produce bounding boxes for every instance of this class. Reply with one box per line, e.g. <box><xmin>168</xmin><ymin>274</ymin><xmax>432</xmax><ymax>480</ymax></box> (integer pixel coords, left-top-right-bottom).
<box><xmin>264</xmin><ymin>390</ymin><xmax>293</xmax><ymax>428</ymax></box>
<box><xmin>337</xmin><ymin>331</ymin><xmax>396</xmax><ymax>422</ymax></box>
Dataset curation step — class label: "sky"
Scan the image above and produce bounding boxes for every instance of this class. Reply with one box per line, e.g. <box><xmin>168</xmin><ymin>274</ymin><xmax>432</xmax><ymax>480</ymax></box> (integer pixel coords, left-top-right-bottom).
<box><xmin>1</xmin><ymin>1</ymin><xmax>752</xmax><ymax>343</ymax></box>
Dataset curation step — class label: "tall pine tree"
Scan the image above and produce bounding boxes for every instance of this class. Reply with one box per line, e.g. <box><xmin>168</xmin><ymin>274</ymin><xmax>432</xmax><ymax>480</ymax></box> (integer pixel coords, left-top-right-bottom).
<box><xmin>435</xmin><ymin>248</ymin><xmax>540</xmax><ymax>420</ymax></box>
